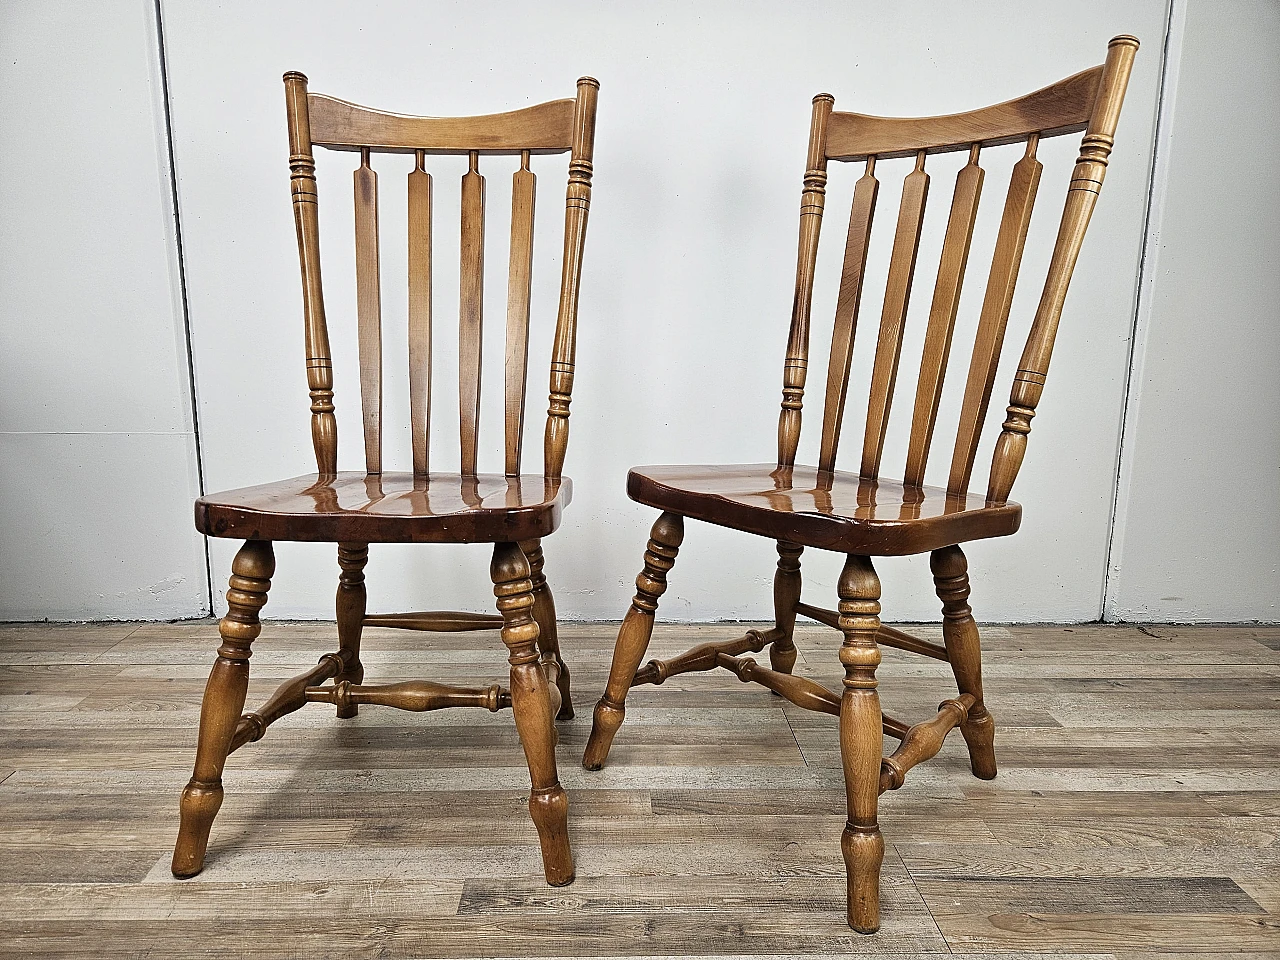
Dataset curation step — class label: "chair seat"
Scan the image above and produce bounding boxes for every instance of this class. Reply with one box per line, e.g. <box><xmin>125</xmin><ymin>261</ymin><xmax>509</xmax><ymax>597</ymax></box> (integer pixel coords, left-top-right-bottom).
<box><xmin>627</xmin><ymin>463</ymin><xmax>1020</xmax><ymax>556</ymax></box>
<box><xmin>195</xmin><ymin>472</ymin><xmax>572</xmax><ymax>544</ymax></box>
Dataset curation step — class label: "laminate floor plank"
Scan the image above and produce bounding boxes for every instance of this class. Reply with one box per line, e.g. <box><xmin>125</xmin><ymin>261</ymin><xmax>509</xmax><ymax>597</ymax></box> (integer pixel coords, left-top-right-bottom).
<box><xmin>0</xmin><ymin>621</ymin><xmax>1277</xmax><ymax>958</ymax></box>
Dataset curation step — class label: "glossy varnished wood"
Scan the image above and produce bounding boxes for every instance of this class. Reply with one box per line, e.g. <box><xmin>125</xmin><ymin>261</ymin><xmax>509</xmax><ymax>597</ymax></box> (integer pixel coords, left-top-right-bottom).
<box><xmin>407</xmin><ymin>151</ymin><xmax>433</xmax><ymax>476</ymax></box>
<box><xmin>948</xmin><ymin>136</ymin><xmax>1042</xmax><ymax>495</ymax></box>
<box><xmin>195</xmin><ymin>473</ymin><xmax>570</xmax><ymax>544</ymax></box>
<box><xmin>354</xmin><ymin>149</ymin><xmax>383</xmax><ymax>474</ymax></box>
<box><xmin>825</xmin><ymin>64</ymin><xmax>1103</xmax><ymax>161</ymax></box>
<box><xmin>307</xmin><ymin>95</ymin><xmax>577</xmax><ymax>155</ymax></box>
<box><xmin>589</xmin><ymin>38</ymin><xmax>1139</xmax><ymax>935</ymax></box>
<box><xmin>627</xmin><ymin>463</ymin><xmax>1021</xmax><ymax>555</ymax></box>
<box><xmin>175</xmin><ymin>75</ymin><xmax>600</xmax><ymax>889</ymax></box>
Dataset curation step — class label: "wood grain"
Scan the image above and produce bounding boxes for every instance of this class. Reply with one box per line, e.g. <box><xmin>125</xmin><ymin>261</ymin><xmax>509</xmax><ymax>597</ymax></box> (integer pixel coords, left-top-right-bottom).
<box><xmin>458</xmin><ymin>151</ymin><xmax>485</xmax><ymax>475</ymax></box>
<box><xmin>1</xmin><ymin>621</ymin><xmax>1276</xmax><ymax>957</ymax></box>
<box><xmin>308</xmin><ymin>94</ymin><xmax>576</xmax><ymax>155</ymax></box>
<box><xmin>354</xmin><ymin>149</ymin><xmax>383</xmax><ymax>474</ymax></box>
<box><xmin>825</xmin><ymin>64</ymin><xmax>1103</xmax><ymax>161</ymax></box>
<box><xmin>861</xmin><ymin>151</ymin><xmax>929</xmax><ymax>480</ymax></box>
<box><xmin>505</xmin><ymin>155</ymin><xmax>536</xmax><ymax>476</ymax></box>
<box><xmin>407</xmin><ymin>151</ymin><xmax>433</xmax><ymax>476</ymax></box>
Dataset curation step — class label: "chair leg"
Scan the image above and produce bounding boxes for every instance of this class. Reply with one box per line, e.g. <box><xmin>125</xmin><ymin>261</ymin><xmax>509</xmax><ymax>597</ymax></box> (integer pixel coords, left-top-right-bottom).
<box><xmin>492</xmin><ymin>541</ymin><xmax>574</xmax><ymax>887</ymax></box>
<box><xmin>173</xmin><ymin>539</ymin><xmax>275</xmax><ymax>878</ymax></box>
<box><xmin>582</xmin><ymin>511</ymin><xmax>684</xmax><ymax>771</ymax></box>
<box><xmin>334</xmin><ymin>542</ymin><xmax>368</xmax><ymax>719</ymax></box>
<box><xmin>837</xmin><ymin>554</ymin><xmax>884</xmax><ymax>934</ymax></box>
<box><xmin>769</xmin><ymin>541</ymin><xmax>803</xmax><ymax>674</ymax></box>
<box><xmin>931</xmin><ymin>545</ymin><xmax>997</xmax><ymax>779</ymax></box>
<box><xmin>520</xmin><ymin>539</ymin><xmax>573</xmax><ymax>721</ymax></box>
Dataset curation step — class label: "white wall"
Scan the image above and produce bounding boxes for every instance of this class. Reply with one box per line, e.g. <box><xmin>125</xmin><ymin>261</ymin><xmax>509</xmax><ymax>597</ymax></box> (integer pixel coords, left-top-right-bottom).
<box><xmin>161</xmin><ymin>0</ymin><xmax>1165</xmax><ymax>622</ymax></box>
<box><xmin>1105</xmin><ymin>0</ymin><xmax>1280</xmax><ymax>622</ymax></box>
<box><xmin>0</xmin><ymin>0</ymin><xmax>208</xmax><ymax>620</ymax></box>
<box><xmin>1</xmin><ymin>0</ymin><xmax>1275</xmax><ymax>624</ymax></box>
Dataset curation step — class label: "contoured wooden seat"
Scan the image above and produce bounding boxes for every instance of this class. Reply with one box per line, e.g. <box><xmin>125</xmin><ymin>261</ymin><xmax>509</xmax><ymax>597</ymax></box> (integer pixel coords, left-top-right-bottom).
<box><xmin>585</xmin><ymin>37</ymin><xmax>1138</xmax><ymax>933</ymax></box>
<box><xmin>173</xmin><ymin>74</ymin><xmax>599</xmax><ymax>888</ymax></box>
<box><xmin>197</xmin><ymin>471</ymin><xmax>569</xmax><ymax>543</ymax></box>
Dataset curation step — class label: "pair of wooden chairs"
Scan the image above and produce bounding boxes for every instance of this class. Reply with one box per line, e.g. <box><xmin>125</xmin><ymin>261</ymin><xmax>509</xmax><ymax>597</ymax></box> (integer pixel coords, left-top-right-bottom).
<box><xmin>174</xmin><ymin>36</ymin><xmax>1139</xmax><ymax>934</ymax></box>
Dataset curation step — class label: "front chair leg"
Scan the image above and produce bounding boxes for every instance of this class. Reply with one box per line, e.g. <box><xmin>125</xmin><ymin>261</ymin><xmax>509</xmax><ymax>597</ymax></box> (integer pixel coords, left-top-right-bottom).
<box><xmin>582</xmin><ymin>511</ymin><xmax>684</xmax><ymax>771</ymax></box>
<box><xmin>492</xmin><ymin>542</ymin><xmax>574</xmax><ymax>887</ymax></box>
<box><xmin>173</xmin><ymin>539</ymin><xmax>275</xmax><ymax>878</ymax></box>
<box><xmin>769</xmin><ymin>541</ymin><xmax>803</xmax><ymax>674</ymax></box>
<box><xmin>519</xmin><ymin>539</ymin><xmax>573</xmax><ymax>721</ymax></box>
<box><xmin>334</xmin><ymin>542</ymin><xmax>369</xmax><ymax>719</ymax></box>
<box><xmin>837</xmin><ymin>554</ymin><xmax>885</xmax><ymax>934</ymax></box>
<box><xmin>931</xmin><ymin>545</ymin><xmax>997</xmax><ymax>779</ymax></box>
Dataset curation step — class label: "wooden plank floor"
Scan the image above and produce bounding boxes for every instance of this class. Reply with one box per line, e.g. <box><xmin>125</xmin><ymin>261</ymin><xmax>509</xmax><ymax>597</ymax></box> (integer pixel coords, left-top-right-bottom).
<box><xmin>0</xmin><ymin>620</ymin><xmax>1277</xmax><ymax>958</ymax></box>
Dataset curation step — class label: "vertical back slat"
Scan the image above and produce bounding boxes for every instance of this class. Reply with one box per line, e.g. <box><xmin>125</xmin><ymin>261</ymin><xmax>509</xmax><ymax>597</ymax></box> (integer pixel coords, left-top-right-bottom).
<box><xmin>459</xmin><ymin>150</ymin><xmax>485</xmax><ymax>475</ymax></box>
<box><xmin>407</xmin><ymin>150</ymin><xmax>433</xmax><ymax>476</ymax></box>
<box><xmin>776</xmin><ymin>94</ymin><xmax>834</xmax><ymax>468</ymax></box>
<box><xmin>860</xmin><ymin>150</ymin><xmax>929</xmax><ymax>479</ymax></box>
<box><xmin>284</xmin><ymin>72</ymin><xmax>338</xmax><ymax>475</ymax></box>
<box><xmin>544</xmin><ymin>77</ymin><xmax>600</xmax><ymax>479</ymax></box>
<box><xmin>903</xmin><ymin>144</ymin><xmax>985</xmax><ymax>487</ymax></box>
<box><xmin>817</xmin><ymin>158</ymin><xmax>879</xmax><ymax>473</ymax></box>
<box><xmin>505</xmin><ymin>152</ymin><xmax>536</xmax><ymax>476</ymax></box>
<box><xmin>353</xmin><ymin>147</ymin><xmax>383</xmax><ymax>474</ymax></box>
<box><xmin>947</xmin><ymin>137</ymin><xmax>1042</xmax><ymax>495</ymax></box>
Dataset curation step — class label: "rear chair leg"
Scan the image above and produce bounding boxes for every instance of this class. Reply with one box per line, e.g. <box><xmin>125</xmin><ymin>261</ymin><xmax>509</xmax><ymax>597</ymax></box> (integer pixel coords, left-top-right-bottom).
<box><xmin>492</xmin><ymin>542</ymin><xmax>574</xmax><ymax>886</ymax></box>
<box><xmin>931</xmin><ymin>545</ymin><xmax>997</xmax><ymax>779</ymax></box>
<box><xmin>173</xmin><ymin>539</ymin><xmax>275</xmax><ymax>878</ymax></box>
<box><xmin>520</xmin><ymin>539</ymin><xmax>573</xmax><ymax>721</ymax></box>
<box><xmin>335</xmin><ymin>542</ymin><xmax>368</xmax><ymax>719</ymax></box>
<box><xmin>582</xmin><ymin>511</ymin><xmax>684</xmax><ymax>771</ymax></box>
<box><xmin>837</xmin><ymin>554</ymin><xmax>885</xmax><ymax>934</ymax></box>
<box><xmin>769</xmin><ymin>541</ymin><xmax>803</xmax><ymax>674</ymax></box>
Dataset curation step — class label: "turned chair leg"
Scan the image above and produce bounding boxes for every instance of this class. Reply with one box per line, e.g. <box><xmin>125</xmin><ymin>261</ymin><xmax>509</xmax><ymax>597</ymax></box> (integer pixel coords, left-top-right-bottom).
<box><xmin>173</xmin><ymin>539</ymin><xmax>275</xmax><ymax>878</ymax></box>
<box><xmin>582</xmin><ymin>511</ymin><xmax>684</xmax><ymax>771</ymax></box>
<box><xmin>492</xmin><ymin>542</ymin><xmax>574</xmax><ymax>886</ymax></box>
<box><xmin>931</xmin><ymin>545</ymin><xmax>997</xmax><ymax>779</ymax></box>
<box><xmin>334</xmin><ymin>542</ymin><xmax>368</xmax><ymax>719</ymax></box>
<box><xmin>520</xmin><ymin>538</ymin><xmax>573</xmax><ymax>721</ymax></box>
<box><xmin>837</xmin><ymin>554</ymin><xmax>885</xmax><ymax>934</ymax></box>
<box><xmin>769</xmin><ymin>541</ymin><xmax>803</xmax><ymax>674</ymax></box>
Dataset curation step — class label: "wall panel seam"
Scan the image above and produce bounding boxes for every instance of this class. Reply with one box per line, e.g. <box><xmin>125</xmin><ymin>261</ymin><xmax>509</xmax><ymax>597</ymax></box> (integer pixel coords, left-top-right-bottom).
<box><xmin>152</xmin><ymin>0</ymin><xmax>213</xmax><ymax>614</ymax></box>
<box><xmin>1101</xmin><ymin>0</ymin><xmax>1184</xmax><ymax>622</ymax></box>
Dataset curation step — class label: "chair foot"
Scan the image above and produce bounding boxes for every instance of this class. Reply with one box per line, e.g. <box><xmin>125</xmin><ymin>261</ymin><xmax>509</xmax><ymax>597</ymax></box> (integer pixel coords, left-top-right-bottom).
<box><xmin>582</xmin><ymin>698</ymin><xmax>624</xmax><ymax>771</ymax></box>
<box><xmin>841</xmin><ymin>823</ymin><xmax>885</xmax><ymax>933</ymax></box>
<box><xmin>172</xmin><ymin>539</ymin><xmax>274</xmax><ymax>879</ymax></box>
<box><xmin>960</xmin><ymin>707</ymin><xmax>998</xmax><ymax>779</ymax></box>
<box><xmin>172</xmin><ymin>780</ymin><xmax>222</xmax><ymax>878</ymax></box>
<box><xmin>583</xmin><ymin>512</ymin><xmax>684</xmax><ymax>772</ymax></box>
<box><xmin>530</xmin><ymin>784</ymin><xmax>574</xmax><ymax>886</ymax></box>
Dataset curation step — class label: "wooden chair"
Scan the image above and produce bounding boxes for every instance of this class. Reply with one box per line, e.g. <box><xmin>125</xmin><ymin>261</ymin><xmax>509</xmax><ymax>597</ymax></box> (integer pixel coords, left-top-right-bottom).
<box><xmin>172</xmin><ymin>74</ymin><xmax>599</xmax><ymax>888</ymax></box>
<box><xmin>583</xmin><ymin>37</ymin><xmax>1138</xmax><ymax>932</ymax></box>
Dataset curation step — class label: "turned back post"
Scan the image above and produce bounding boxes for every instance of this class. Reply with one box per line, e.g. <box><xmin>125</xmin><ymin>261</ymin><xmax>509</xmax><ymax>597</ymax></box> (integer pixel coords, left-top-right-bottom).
<box><xmin>283</xmin><ymin>74</ymin><xmax>599</xmax><ymax>481</ymax></box>
<box><xmin>776</xmin><ymin>37</ymin><xmax>1138</xmax><ymax>502</ymax></box>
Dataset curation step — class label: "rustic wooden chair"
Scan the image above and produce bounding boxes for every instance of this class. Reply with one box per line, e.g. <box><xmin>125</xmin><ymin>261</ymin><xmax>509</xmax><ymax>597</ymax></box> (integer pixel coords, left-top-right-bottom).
<box><xmin>583</xmin><ymin>37</ymin><xmax>1138</xmax><ymax>932</ymax></box>
<box><xmin>172</xmin><ymin>74</ymin><xmax>599</xmax><ymax>887</ymax></box>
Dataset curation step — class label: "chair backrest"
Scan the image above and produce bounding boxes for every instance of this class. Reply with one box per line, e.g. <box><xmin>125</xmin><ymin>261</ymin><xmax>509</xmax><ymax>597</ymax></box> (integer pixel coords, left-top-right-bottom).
<box><xmin>775</xmin><ymin>36</ymin><xmax>1138</xmax><ymax>504</ymax></box>
<box><xmin>283</xmin><ymin>74</ymin><xmax>599</xmax><ymax>480</ymax></box>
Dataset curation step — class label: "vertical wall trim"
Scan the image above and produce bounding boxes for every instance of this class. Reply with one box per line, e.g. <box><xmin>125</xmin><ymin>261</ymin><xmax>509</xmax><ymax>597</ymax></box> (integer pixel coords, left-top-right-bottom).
<box><xmin>1101</xmin><ymin>0</ymin><xmax>1186</xmax><ymax>621</ymax></box>
<box><xmin>151</xmin><ymin>0</ymin><xmax>213</xmax><ymax>613</ymax></box>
